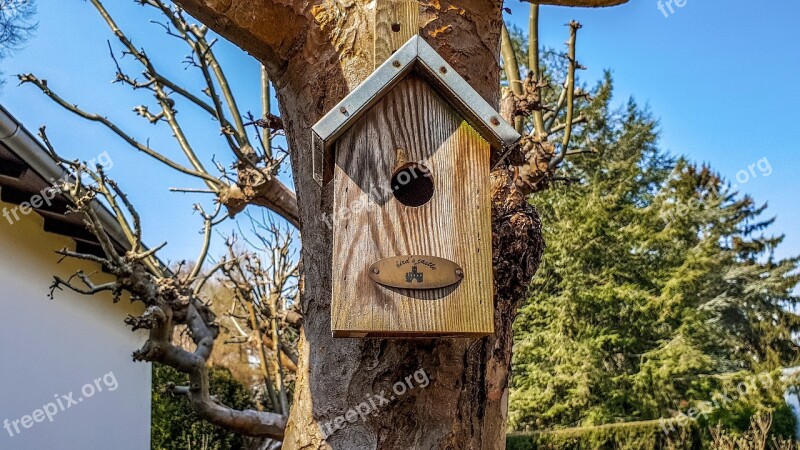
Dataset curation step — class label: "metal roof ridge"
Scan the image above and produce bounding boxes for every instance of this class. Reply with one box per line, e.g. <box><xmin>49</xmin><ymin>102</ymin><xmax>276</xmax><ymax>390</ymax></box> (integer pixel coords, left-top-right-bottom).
<box><xmin>311</xmin><ymin>34</ymin><xmax>520</xmax><ymax>185</ymax></box>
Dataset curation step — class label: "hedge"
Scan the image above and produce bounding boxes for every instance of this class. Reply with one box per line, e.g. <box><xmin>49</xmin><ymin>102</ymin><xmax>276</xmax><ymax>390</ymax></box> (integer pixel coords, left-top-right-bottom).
<box><xmin>152</xmin><ymin>364</ymin><xmax>254</xmax><ymax>450</ymax></box>
<box><xmin>507</xmin><ymin>419</ymin><xmax>703</xmax><ymax>450</ymax></box>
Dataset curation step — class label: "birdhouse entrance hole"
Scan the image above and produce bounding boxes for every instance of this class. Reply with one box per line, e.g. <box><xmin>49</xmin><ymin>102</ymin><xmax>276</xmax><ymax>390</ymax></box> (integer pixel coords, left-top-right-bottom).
<box><xmin>391</xmin><ymin>162</ymin><xmax>434</xmax><ymax>207</ymax></box>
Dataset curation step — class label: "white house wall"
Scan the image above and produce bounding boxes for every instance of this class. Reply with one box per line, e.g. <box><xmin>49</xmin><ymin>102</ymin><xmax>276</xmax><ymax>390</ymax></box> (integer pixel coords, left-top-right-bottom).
<box><xmin>0</xmin><ymin>197</ymin><xmax>151</xmax><ymax>449</ymax></box>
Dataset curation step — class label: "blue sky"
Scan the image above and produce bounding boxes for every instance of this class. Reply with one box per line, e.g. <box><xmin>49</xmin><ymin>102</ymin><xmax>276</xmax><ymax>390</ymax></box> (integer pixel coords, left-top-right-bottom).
<box><xmin>1</xmin><ymin>0</ymin><xmax>798</xmax><ymax>267</ymax></box>
<box><xmin>503</xmin><ymin>0</ymin><xmax>800</xmax><ymax>263</ymax></box>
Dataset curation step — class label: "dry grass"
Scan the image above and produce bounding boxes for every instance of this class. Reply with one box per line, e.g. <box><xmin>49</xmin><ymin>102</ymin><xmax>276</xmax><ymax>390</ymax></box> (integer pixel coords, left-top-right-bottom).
<box><xmin>710</xmin><ymin>413</ymin><xmax>798</xmax><ymax>450</ymax></box>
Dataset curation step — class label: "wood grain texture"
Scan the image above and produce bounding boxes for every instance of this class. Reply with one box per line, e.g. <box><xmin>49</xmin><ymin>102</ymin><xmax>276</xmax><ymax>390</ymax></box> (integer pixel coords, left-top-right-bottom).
<box><xmin>374</xmin><ymin>0</ymin><xmax>419</xmax><ymax>68</ymax></box>
<box><xmin>332</xmin><ymin>74</ymin><xmax>493</xmax><ymax>337</ymax></box>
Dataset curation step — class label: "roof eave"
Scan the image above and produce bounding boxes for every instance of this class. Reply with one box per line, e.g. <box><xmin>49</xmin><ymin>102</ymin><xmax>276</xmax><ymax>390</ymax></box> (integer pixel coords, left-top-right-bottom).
<box><xmin>0</xmin><ymin>105</ymin><xmax>169</xmax><ymax>272</ymax></box>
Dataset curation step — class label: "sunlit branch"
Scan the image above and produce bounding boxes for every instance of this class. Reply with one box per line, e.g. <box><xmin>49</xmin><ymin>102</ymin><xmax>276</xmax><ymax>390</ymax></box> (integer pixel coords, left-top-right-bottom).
<box><xmin>500</xmin><ymin>23</ymin><xmax>524</xmax><ymax>133</ymax></box>
<box><xmin>528</xmin><ymin>4</ymin><xmax>546</xmax><ymax>140</ymax></box>
<box><xmin>261</xmin><ymin>66</ymin><xmax>273</xmax><ymax>160</ymax></box>
<box><xmin>19</xmin><ymin>74</ymin><xmax>224</xmax><ymax>187</ymax></box>
<box><xmin>549</xmin><ymin>21</ymin><xmax>581</xmax><ymax>170</ymax></box>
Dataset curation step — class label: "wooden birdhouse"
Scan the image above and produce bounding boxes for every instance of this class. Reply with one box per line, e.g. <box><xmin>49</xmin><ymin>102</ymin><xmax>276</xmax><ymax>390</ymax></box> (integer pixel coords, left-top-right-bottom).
<box><xmin>312</xmin><ymin>35</ymin><xmax>520</xmax><ymax>337</ymax></box>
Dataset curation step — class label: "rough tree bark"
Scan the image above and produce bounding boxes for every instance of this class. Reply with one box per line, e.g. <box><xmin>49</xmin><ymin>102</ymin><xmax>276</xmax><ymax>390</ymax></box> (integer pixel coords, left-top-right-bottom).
<box><xmin>167</xmin><ymin>0</ymin><xmax>616</xmax><ymax>448</ymax></box>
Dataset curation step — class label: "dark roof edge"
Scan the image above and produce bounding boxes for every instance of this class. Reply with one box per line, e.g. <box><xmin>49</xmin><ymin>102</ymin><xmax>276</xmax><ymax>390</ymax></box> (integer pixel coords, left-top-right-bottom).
<box><xmin>0</xmin><ymin>104</ymin><xmax>132</xmax><ymax>252</ymax></box>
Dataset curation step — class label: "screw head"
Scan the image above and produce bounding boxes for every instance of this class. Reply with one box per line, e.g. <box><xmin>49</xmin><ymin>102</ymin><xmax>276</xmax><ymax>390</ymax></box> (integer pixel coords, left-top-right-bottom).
<box><xmin>439</xmin><ymin>66</ymin><xmax>448</xmax><ymax>74</ymax></box>
<box><xmin>455</xmin><ymin>269</ymin><xmax>464</xmax><ymax>278</ymax></box>
<box><xmin>372</xmin><ymin>268</ymin><xmax>380</xmax><ymax>275</ymax></box>
<box><xmin>340</xmin><ymin>106</ymin><xmax>348</xmax><ymax>114</ymax></box>
<box><xmin>392</xmin><ymin>60</ymin><xmax>401</xmax><ymax>68</ymax></box>
<box><xmin>490</xmin><ymin>117</ymin><xmax>500</xmax><ymax>126</ymax></box>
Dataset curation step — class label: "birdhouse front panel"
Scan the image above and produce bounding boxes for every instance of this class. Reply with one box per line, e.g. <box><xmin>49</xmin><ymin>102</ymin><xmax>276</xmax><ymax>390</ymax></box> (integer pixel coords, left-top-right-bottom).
<box><xmin>331</xmin><ymin>74</ymin><xmax>494</xmax><ymax>337</ymax></box>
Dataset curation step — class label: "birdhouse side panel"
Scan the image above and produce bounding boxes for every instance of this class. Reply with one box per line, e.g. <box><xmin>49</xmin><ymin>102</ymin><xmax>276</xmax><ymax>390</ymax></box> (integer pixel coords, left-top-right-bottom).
<box><xmin>331</xmin><ymin>75</ymin><xmax>493</xmax><ymax>337</ymax></box>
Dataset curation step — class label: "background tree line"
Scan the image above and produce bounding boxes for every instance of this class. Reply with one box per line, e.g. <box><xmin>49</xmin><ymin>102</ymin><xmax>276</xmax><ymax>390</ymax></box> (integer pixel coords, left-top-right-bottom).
<box><xmin>505</xmin><ymin>23</ymin><xmax>800</xmax><ymax>439</ymax></box>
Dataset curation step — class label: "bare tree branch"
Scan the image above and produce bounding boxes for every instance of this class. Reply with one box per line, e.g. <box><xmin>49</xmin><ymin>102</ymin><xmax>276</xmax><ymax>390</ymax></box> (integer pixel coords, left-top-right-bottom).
<box><xmin>42</xmin><ymin>137</ymin><xmax>288</xmax><ymax>439</ymax></box>
<box><xmin>499</xmin><ymin>11</ymin><xmax>589</xmax><ymax>194</ymax></box>
<box><xmin>500</xmin><ymin>23</ymin><xmax>524</xmax><ymax>133</ymax></box>
<box><xmin>19</xmin><ymin>74</ymin><xmax>224</xmax><ymax>187</ymax></box>
<box><xmin>528</xmin><ymin>4</ymin><xmax>547</xmax><ymax>140</ymax></box>
<box><xmin>549</xmin><ymin>21</ymin><xmax>582</xmax><ymax>170</ymax></box>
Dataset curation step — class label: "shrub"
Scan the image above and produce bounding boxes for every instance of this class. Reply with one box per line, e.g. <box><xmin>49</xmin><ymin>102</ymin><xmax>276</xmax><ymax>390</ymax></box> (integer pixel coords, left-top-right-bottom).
<box><xmin>772</xmin><ymin>402</ymin><xmax>798</xmax><ymax>440</ymax></box>
<box><xmin>151</xmin><ymin>363</ymin><xmax>254</xmax><ymax>450</ymax></box>
<box><xmin>507</xmin><ymin>419</ymin><xmax>702</xmax><ymax>450</ymax></box>
<box><xmin>709</xmin><ymin>412</ymin><xmax>798</xmax><ymax>450</ymax></box>
<box><xmin>699</xmin><ymin>372</ymin><xmax>797</xmax><ymax>441</ymax></box>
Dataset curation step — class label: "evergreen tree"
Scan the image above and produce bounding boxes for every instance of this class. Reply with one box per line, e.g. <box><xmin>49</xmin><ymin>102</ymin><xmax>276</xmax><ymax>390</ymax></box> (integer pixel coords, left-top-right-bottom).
<box><xmin>509</xmin><ymin>75</ymin><xmax>800</xmax><ymax>430</ymax></box>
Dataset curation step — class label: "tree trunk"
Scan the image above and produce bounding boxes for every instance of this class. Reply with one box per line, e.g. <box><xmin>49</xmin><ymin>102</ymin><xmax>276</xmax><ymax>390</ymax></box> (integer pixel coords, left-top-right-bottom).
<box><xmin>172</xmin><ymin>0</ymin><xmax>544</xmax><ymax>448</ymax></box>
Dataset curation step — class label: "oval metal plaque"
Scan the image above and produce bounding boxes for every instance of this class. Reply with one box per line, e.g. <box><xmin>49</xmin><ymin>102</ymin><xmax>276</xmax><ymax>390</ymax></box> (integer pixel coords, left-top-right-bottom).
<box><xmin>368</xmin><ymin>255</ymin><xmax>463</xmax><ymax>290</ymax></box>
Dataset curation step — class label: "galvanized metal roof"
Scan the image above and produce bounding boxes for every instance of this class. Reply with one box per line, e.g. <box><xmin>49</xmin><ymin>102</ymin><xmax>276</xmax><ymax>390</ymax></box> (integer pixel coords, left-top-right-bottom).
<box><xmin>311</xmin><ymin>35</ymin><xmax>521</xmax><ymax>185</ymax></box>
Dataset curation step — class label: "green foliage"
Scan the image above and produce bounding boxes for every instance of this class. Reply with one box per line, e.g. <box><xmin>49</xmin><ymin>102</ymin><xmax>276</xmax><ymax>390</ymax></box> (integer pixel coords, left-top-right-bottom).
<box><xmin>506</xmin><ymin>420</ymin><xmax>702</xmax><ymax>450</ymax></box>
<box><xmin>707</xmin><ymin>412</ymin><xmax>796</xmax><ymax>450</ymax></box>
<box><xmin>771</xmin><ymin>403</ymin><xmax>798</xmax><ymax>440</ymax></box>
<box><xmin>689</xmin><ymin>372</ymin><xmax>793</xmax><ymax>437</ymax></box>
<box><xmin>702</xmin><ymin>397</ymin><xmax>797</xmax><ymax>441</ymax></box>
<box><xmin>151</xmin><ymin>363</ymin><xmax>254</xmax><ymax>450</ymax></box>
<box><xmin>505</xmin><ymin>410</ymin><xmax>796</xmax><ymax>450</ymax></box>
<box><xmin>509</xmin><ymin>69</ymin><xmax>800</xmax><ymax>432</ymax></box>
